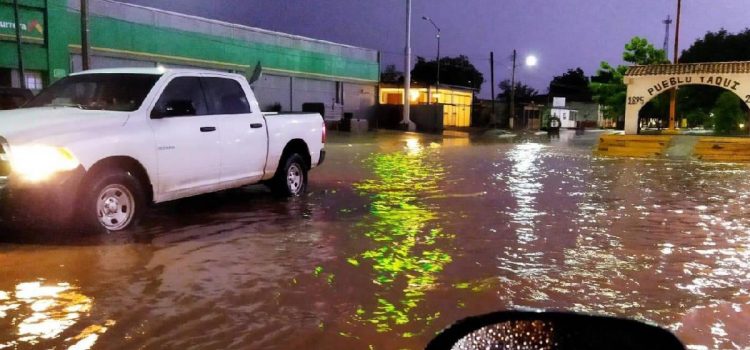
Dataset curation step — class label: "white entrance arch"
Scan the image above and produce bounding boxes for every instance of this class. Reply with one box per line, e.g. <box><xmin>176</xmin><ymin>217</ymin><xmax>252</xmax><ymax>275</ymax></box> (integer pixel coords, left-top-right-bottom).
<box><xmin>624</xmin><ymin>62</ymin><xmax>750</xmax><ymax>134</ymax></box>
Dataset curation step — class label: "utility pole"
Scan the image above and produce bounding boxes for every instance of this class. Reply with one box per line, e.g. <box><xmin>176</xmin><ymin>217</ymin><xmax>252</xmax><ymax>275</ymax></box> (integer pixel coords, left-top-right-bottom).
<box><xmin>81</xmin><ymin>0</ymin><xmax>91</xmax><ymax>70</ymax></box>
<box><xmin>510</xmin><ymin>49</ymin><xmax>517</xmax><ymax>129</ymax></box>
<box><xmin>12</xmin><ymin>0</ymin><xmax>26</xmax><ymax>89</ymax></box>
<box><xmin>662</xmin><ymin>15</ymin><xmax>672</xmax><ymax>60</ymax></box>
<box><xmin>436</xmin><ymin>28</ymin><xmax>440</xmax><ymax>94</ymax></box>
<box><xmin>422</xmin><ymin>16</ymin><xmax>441</xmax><ymax>97</ymax></box>
<box><xmin>490</xmin><ymin>51</ymin><xmax>496</xmax><ymax>127</ymax></box>
<box><xmin>668</xmin><ymin>0</ymin><xmax>681</xmax><ymax>131</ymax></box>
<box><xmin>402</xmin><ymin>0</ymin><xmax>415</xmax><ymax>131</ymax></box>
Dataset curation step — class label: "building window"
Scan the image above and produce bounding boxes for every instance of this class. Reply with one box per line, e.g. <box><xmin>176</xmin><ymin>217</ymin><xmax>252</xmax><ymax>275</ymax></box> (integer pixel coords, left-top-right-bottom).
<box><xmin>25</xmin><ymin>71</ymin><xmax>43</xmax><ymax>91</ymax></box>
<box><xmin>335</xmin><ymin>82</ymin><xmax>343</xmax><ymax>104</ymax></box>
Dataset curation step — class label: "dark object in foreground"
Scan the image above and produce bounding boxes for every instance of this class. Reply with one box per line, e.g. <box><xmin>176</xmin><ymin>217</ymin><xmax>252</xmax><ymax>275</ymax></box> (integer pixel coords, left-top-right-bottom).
<box><xmin>548</xmin><ymin>116</ymin><xmax>561</xmax><ymax>135</ymax></box>
<box><xmin>426</xmin><ymin>311</ymin><xmax>685</xmax><ymax>350</ymax></box>
<box><xmin>0</xmin><ymin>87</ymin><xmax>33</xmax><ymax>110</ymax></box>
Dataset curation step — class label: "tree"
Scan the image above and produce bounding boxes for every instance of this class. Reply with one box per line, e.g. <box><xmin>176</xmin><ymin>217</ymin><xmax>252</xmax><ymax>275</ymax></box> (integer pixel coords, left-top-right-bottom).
<box><xmin>497</xmin><ymin>80</ymin><xmax>538</xmax><ymax>101</ymax></box>
<box><xmin>678</xmin><ymin>29</ymin><xmax>750</xmax><ymax>119</ymax></box>
<box><xmin>549</xmin><ymin>68</ymin><xmax>592</xmax><ymax>101</ymax></box>
<box><xmin>681</xmin><ymin>28</ymin><xmax>750</xmax><ymax>63</ymax></box>
<box><xmin>712</xmin><ymin>91</ymin><xmax>744</xmax><ymax>135</ymax></box>
<box><xmin>380</xmin><ymin>64</ymin><xmax>403</xmax><ymax>84</ymax></box>
<box><xmin>411</xmin><ymin>55</ymin><xmax>485</xmax><ymax>92</ymax></box>
<box><xmin>622</xmin><ymin>37</ymin><xmax>668</xmax><ymax>66</ymax></box>
<box><xmin>686</xmin><ymin>109</ymin><xmax>710</xmax><ymax>129</ymax></box>
<box><xmin>590</xmin><ymin>37</ymin><xmax>669</xmax><ymax>124</ymax></box>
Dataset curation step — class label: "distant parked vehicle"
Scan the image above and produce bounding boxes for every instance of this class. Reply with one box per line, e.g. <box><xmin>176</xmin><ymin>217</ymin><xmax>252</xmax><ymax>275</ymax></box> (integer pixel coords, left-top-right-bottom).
<box><xmin>0</xmin><ymin>87</ymin><xmax>33</xmax><ymax>110</ymax></box>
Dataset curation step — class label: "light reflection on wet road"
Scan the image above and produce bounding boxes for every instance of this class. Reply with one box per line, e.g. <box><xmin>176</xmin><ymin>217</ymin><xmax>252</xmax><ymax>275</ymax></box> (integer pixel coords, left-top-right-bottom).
<box><xmin>1</xmin><ymin>130</ymin><xmax>750</xmax><ymax>349</ymax></box>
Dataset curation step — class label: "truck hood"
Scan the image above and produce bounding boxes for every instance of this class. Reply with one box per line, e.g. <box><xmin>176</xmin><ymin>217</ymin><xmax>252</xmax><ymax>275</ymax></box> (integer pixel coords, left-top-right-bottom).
<box><xmin>0</xmin><ymin>107</ymin><xmax>129</xmax><ymax>145</ymax></box>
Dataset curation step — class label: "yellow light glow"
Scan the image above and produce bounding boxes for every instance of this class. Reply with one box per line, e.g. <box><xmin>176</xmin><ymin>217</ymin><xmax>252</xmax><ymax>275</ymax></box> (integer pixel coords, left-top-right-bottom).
<box><xmin>740</xmin><ymin>123</ymin><xmax>746</xmax><ymax>129</ymax></box>
<box><xmin>9</xmin><ymin>145</ymin><xmax>80</xmax><ymax>182</ymax></box>
<box><xmin>409</xmin><ymin>90</ymin><xmax>420</xmax><ymax>102</ymax></box>
<box><xmin>405</xmin><ymin>138</ymin><xmax>422</xmax><ymax>154</ymax></box>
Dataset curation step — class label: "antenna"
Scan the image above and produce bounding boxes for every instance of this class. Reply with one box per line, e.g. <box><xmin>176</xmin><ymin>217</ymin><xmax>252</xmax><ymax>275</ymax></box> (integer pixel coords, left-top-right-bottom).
<box><xmin>663</xmin><ymin>15</ymin><xmax>673</xmax><ymax>60</ymax></box>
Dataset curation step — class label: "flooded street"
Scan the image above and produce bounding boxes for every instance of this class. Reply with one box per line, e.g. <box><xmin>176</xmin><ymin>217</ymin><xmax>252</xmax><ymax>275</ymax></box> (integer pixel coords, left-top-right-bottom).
<box><xmin>2</xmin><ymin>130</ymin><xmax>750</xmax><ymax>349</ymax></box>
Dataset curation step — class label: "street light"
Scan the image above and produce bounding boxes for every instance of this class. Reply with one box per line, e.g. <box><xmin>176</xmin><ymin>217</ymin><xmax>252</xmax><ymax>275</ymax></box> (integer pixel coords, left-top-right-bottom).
<box><xmin>422</xmin><ymin>16</ymin><xmax>441</xmax><ymax>99</ymax></box>
<box><xmin>525</xmin><ymin>55</ymin><xmax>538</xmax><ymax>67</ymax></box>
<box><xmin>510</xmin><ymin>50</ymin><xmax>538</xmax><ymax>129</ymax></box>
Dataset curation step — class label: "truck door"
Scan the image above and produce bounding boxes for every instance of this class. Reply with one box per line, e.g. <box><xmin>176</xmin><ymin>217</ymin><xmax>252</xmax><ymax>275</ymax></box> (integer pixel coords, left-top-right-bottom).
<box><xmin>149</xmin><ymin>76</ymin><xmax>222</xmax><ymax>196</ymax></box>
<box><xmin>201</xmin><ymin>76</ymin><xmax>268</xmax><ymax>184</ymax></box>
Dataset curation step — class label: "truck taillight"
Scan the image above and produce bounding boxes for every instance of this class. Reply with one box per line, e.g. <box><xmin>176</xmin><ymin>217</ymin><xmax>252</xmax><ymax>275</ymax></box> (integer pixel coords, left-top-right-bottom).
<box><xmin>322</xmin><ymin>122</ymin><xmax>327</xmax><ymax>144</ymax></box>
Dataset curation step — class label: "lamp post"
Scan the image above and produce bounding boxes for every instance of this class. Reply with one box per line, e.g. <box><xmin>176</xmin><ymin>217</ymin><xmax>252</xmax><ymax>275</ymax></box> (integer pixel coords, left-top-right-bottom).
<box><xmin>422</xmin><ymin>16</ymin><xmax>441</xmax><ymax>99</ymax></box>
<box><xmin>402</xmin><ymin>0</ymin><xmax>415</xmax><ymax>131</ymax></box>
<box><xmin>667</xmin><ymin>0</ymin><xmax>682</xmax><ymax>131</ymax></box>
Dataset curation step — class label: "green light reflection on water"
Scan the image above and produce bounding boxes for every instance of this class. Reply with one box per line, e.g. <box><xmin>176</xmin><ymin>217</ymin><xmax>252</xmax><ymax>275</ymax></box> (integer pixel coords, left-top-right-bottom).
<box><xmin>349</xmin><ymin>145</ymin><xmax>452</xmax><ymax>335</ymax></box>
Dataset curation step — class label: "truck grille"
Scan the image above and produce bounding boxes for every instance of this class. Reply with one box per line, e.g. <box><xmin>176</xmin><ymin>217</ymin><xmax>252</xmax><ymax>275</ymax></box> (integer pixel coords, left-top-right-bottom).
<box><xmin>0</xmin><ymin>138</ymin><xmax>9</xmax><ymax>177</ymax></box>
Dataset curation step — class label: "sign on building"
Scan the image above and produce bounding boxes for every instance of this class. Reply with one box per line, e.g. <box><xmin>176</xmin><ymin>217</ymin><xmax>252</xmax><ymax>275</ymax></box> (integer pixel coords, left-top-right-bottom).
<box><xmin>0</xmin><ymin>5</ymin><xmax>45</xmax><ymax>43</ymax></box>
<box><xmin>553</xmin><ymin>97</ymin><xmax>566</xmax><ymax>108</ymax></box>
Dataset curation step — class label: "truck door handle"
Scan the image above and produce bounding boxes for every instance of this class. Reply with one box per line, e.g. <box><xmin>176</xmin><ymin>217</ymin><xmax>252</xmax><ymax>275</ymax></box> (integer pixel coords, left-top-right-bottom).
<box><xmin>200</xmin><ymin>126</ymin><xmax>216</xmax><ymax>132</ymax></box>
<box><xmin>250</xmin><ymin>123</ymin><xmax>264</xmax><ymax>129</ymax></box>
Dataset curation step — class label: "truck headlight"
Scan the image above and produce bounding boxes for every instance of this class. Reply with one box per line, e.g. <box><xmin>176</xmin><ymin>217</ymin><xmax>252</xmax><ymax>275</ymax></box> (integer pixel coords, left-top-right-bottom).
<box><xmin>9</xmin><ymin>145</ymin><xmax>80</xmax><ymax>182</ymax></box>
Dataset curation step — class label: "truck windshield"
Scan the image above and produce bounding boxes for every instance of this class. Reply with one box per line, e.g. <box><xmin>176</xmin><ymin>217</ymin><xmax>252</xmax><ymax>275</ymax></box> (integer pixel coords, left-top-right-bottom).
<box><xmin>25</xmin><ymin>73</ymin><xmax>161</xmax><ymax>112</ymax></box>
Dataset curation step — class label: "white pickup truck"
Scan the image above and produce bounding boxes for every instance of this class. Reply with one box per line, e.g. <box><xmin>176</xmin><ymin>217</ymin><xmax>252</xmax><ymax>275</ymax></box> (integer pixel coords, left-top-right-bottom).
<box><xmin>0</xmin><ymin>68</ymin><xmax>326</xmax><ymax>233</ymax></box>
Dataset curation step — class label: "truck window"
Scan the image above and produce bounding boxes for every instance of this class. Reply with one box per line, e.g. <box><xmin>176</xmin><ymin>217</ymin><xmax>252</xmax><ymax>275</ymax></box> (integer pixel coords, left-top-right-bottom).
<box><xmin>201</xmin><ymin>77</ymin><xmax>252</xmax><ymax>115</ymax></box>
<box><xmin>25</xmin><ymin>73</ymin><xmax>159</xmax><ymax>112</ymax></box>
<box><xmin>152</xmin><ymin>77</ymin><xmax>208</xmax><ymax>118</ymax></box>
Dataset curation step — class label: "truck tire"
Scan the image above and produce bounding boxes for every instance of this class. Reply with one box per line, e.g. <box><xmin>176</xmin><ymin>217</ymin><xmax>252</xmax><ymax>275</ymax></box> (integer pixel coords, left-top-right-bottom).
<box><xmin>270</xmin><ymin>153</ymin><xmax>308</xmax><ymax>197</ymax></box>
<box><xmin>78</xmin><ymin>169</ymin><xmax>146</xmax><ymax>234</ymax></box>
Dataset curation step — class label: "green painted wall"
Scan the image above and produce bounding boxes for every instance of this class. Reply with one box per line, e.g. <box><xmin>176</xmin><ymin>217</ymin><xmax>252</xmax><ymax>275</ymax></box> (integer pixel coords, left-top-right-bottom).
<box><xmin>1</xmin><ymin>0</ymin><xmax>379</xmax><ymax>85</ymax></box>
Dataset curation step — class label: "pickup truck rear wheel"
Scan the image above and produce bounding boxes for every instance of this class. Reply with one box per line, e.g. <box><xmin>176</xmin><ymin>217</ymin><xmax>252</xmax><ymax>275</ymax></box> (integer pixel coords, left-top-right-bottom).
<box><xmin>271</xmin><ymin>153</ymin><xmax>308</xmax><ymax>197</ymax></box>
<box><xmin>80</xmin><ymin>170</ymin><xmax>146</xmax><ymax>233</ymax></box>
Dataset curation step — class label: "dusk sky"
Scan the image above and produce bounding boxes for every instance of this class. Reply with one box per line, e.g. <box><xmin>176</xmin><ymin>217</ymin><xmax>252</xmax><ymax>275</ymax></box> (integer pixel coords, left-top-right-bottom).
<box><xmin>123</xmin><ymin>0</ymin><xmax>749</xmax><ymax>98</ymax></box>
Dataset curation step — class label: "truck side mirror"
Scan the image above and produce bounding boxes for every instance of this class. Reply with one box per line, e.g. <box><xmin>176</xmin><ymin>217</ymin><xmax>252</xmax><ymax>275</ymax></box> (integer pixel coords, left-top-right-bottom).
<box><xmin>151</xmin><ymin>99</ymin><xmax>196</xmax><ymax>119</ymax></box>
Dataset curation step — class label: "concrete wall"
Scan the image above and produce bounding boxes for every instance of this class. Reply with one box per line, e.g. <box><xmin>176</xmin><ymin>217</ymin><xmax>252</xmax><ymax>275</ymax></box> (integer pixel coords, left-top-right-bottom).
<box><xmin>251</xmin><ymin>74</ymin><xmax>292</xmax><ymax>111</ymax></box>
<box><xmin>376</xmin><ymin>104</ymin><xmax>444</xmax><ymax>133</ymax></box>
<box><xmin>292</xmin><ymin>77</ymin><xmax>336</xmax><ymax>112</ymax></box>
<box><xmin>568</xmin><ymin>101</ymin><xmax>600</xmax><ymax>122</ymax></box>
<box><xmin>344</xmin><ymin>83</ymin><xmax>376</xmax><ymax>120</ymax></box>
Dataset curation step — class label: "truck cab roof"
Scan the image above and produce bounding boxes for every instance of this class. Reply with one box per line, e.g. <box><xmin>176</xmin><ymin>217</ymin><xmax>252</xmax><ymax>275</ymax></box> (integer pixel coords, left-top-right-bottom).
<box><xmin>71</xmin><ymin>67</ymin><xmax>245</xmax><ymax>79</ymax></box>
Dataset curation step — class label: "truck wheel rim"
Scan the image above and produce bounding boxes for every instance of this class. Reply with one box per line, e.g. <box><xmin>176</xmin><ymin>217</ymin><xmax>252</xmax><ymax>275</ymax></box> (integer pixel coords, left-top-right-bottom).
<box><xmin>287</xmin><ymin>163</ymin><xmax>303</xmax><ymax>194</ymax></box>
<box><xmin>96</xmin><ymin>184</ymin><xmax>135</xmax><ymax>231</ymax></box>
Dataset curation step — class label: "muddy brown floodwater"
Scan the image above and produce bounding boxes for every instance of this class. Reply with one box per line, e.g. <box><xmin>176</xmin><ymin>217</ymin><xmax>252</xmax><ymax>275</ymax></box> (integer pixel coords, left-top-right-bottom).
<box><xmin>2</xmin><ymin>130</ymin><xmax>750</xmax><ymax>349</ymax></box>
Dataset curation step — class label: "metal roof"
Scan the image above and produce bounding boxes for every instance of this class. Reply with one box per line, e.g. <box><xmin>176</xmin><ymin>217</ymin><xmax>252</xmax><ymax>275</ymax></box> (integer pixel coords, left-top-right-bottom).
<box><xmin>625</xmin><ymin>61</ymin><xmax>750</xmax><ymax>76</ymax></box>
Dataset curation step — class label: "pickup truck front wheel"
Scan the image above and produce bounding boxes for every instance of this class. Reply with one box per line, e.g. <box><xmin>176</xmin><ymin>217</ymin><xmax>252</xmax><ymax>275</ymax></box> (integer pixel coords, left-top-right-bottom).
<box><xmin>79</xmin><ymin>170</ymin><xmax>146</xmax><ymax>233</ymax></box>
<box><xmin>271</xmin><ymin>154</ymin><xmax>308</xmax><ymax>197</ymax></box>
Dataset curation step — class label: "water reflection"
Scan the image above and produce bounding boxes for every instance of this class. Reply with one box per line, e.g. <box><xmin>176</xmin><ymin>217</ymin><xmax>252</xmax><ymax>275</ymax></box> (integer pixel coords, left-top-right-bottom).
<box><xmin>485</xmin><ymin>152</ymin><xmax>750</xmax><ymax>348</ymax></box>
<box><xmin>492</xmin><ymin>143</ymin><xmax>556</xmax><ymax>305</ymax></box>
<box><xmin>503</xmin><ymin>143</ymin><xmax>546</xmax><ymax>243</ymax></box>
<box><xmin>0</xmin><ymin>281</ymin><xmax>111</xmax><ymax>350</ymax></box>
<box><xmin>347</xmin><ymin>139</ymin><xmax>452</xmax><ymax>336</ymax></box>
